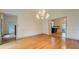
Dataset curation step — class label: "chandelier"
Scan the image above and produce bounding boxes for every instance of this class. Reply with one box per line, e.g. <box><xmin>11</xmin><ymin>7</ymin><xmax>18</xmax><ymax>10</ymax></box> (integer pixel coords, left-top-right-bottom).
<box><xmin>36</xmin><ymin>10</ymin><xmax>50</xmax><ymax>20</ymax></box>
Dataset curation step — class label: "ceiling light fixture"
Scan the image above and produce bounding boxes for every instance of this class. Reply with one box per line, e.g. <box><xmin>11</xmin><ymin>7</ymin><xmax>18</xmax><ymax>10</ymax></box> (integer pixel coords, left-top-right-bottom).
<box><xmin>36</xmin><ymin>10</ymin><xmax>50</xmax><ymax>20</ymax></box>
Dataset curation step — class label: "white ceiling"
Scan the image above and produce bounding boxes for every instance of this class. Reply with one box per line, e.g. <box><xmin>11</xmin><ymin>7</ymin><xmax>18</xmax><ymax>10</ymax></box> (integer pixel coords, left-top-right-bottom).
<box><xmin>0</xmin><ymin>9</ymin><xmax>79</xmax><ymax>16</ymax></box>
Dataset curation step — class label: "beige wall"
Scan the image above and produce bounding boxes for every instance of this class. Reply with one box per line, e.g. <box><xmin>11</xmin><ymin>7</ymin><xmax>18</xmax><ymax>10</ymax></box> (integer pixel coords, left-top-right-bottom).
<box><xmin>0</xmin><ymin>10</ymin><xmax>42</xmax><ymax>39</ymax></box>
<box><xmin>1</xmin><ymin>9</ymin><xmax>79</xmax><ymax>40</ymax></box>
<box><xmin>4</xmin><ymin>14</ymin><xmax>17</xmax><ymax>33</ymax></box>
<box><xmin>2</xmin><ymin>14</ymin><xmax>7</xmax><ymax>35</ymax></box>
<box><xmin>42</xmin><ymin>10</ymin><xmax>79</xmax><ymax>40</ymax></box>
<box><xmin>54</xmin><ymin>18</ymin><xmax>65</xmax><ymax>33</ymax></box>
<box><xmin>1</xmin><ymin>14</ymin><xmax>17</xmax><ymax>35</ymax></box>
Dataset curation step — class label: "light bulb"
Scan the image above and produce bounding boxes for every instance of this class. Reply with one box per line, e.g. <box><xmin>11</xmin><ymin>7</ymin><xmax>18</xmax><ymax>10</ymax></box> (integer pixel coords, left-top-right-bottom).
<box><xmin>45</xmin><ymin>13</ymin><xmax>50</xmax><ymax>19</ymax></box>
<box><xmin>36</xmin><ymin>14</ymin><xmax>40</xmax><ymax>19</ymax></box>
<box><xmin>41</xmin><ymin>10</ymin><xmax>46</xmax><ymax>16</ymax></box>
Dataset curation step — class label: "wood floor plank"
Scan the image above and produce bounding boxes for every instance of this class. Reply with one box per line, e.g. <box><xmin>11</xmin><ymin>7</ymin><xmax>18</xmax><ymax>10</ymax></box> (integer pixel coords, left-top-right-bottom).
<box><xmin>0</xmin><ymin>34</ymin><xmax>79</xmax><ymax>49</ymax></box>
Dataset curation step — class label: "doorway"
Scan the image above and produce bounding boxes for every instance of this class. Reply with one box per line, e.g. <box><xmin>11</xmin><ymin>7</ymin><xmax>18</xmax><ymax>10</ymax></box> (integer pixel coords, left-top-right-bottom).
<box><xmin>0</xmin><ymin>13</ymin><xmax>17</xmax><ymax>44</ymax></box>
<box><xmin>48</xmin><ymin>17</ymin><xmax>67</xmax><ymax>37</ymax></box>
<box><xmin>48</xmin><ymin>17</ymin><xmax>67</xmax><ymax>48</ymax></box>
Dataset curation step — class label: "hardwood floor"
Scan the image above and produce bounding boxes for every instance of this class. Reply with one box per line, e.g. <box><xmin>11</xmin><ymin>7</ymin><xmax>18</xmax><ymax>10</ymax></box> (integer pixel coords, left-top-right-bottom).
<box><xmin>0</xmin><ymin>34</ymin><xmax>79</xmax><ymax>49</ymax></box>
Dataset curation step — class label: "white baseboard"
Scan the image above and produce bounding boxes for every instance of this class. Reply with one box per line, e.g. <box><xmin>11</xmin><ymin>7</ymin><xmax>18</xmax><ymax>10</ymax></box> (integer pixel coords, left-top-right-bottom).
<box><xmin>16</xmin><ymin>33</ymin><xmax>45</xmax><ymax>39</ymax></box>
<box><xmin>67</xmin><ymin>37</ymin><xmax>79</xmax><ymax>40</ymax></box>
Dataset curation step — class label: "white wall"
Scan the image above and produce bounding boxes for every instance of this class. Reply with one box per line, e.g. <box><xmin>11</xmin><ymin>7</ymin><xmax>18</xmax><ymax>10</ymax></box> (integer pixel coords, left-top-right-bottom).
<box><xmin>4</xmin><ymin>15</ymin><xmax>17</xmax><ymax>34</ymax></box>
<box><xmin>42</xmin><ymin>9</ymin><xmax>79</xmax><ymax>40</ymax></box>
<box><xmin>1</xmin><ymin>9</ymin><xmax>79</xmax><ymax>40</ymax></box>
<box><xmin>66</xmin><ymin>11</ymin><xmax>79</xmax><ymax>40</ymax></box>
<box><xmin>0</xmin><ymin>10</ymin><xmax>42</xmax><ymax>39</ymax></box>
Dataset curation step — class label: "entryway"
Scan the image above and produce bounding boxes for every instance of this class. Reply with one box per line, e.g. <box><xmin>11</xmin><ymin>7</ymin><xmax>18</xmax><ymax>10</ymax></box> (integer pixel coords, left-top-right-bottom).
<box><xmin>0</xmin><ymin>13</ymin><xmax>17</xmax><ymax>44</ymax></box>
<box><xmin>48</xmin><ymin>17</ymin><xmax>67</xmax><ymax>48</ymax></box>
